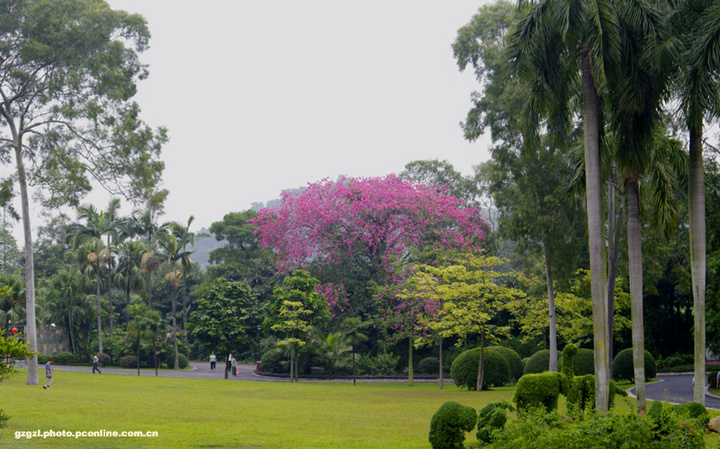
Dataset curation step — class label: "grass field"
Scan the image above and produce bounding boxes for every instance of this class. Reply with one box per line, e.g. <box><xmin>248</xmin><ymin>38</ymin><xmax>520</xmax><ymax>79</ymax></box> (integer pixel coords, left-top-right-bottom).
<box><xmin>0</xmin><ymin>369</ymin><xmax>513</xmax><ymax>449</ymax></box>
<box><xmin>3</xmin><ymin>369</ymin><xmax>719</xmax><ymax>449</ymax></box>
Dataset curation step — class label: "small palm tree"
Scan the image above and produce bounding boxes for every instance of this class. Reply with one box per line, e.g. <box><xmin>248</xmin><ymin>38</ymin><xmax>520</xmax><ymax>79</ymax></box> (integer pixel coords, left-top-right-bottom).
<box><xmin>341</xmin><ymin>317</ymin><xmax>369</xmax><ymax>385</ymax></box>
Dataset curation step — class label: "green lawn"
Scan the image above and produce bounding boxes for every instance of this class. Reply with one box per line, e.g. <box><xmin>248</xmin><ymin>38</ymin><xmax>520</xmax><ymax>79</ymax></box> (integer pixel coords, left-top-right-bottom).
<box><xmin>0</xmin><ymin>369</ymin><xmax>513</xmax><ymax>449</ymax></box>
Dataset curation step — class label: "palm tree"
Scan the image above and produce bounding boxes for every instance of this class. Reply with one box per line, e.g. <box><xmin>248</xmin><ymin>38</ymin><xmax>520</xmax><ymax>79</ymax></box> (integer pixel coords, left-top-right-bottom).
<box><xmin>609</xmin><ymin>0</ymin><xmax>675</xmax><ymax>413</ymax></box>
<box><xmin>670</xmin><ymin>0</ymin><xmax>720</xmax><ymax>404</ymax></box>
<box><xmin>100</xmin><ymin>198</ymin><xmax>128</xmax><ymax>338</ymax></box>
<box><xmin>130</xmin><ymin>205</ymin><xmax>169</xmax><ymax>308</ymax></box>
<box><xmin>508</xmin><ymin>0</ymin><xmax>621</xmax><ymax>411</ymax></box>
<box><xmin>115</xmin><ymin>241</ymin><xmax>148</xmax><ymax>326</ymax></box>
<box><xmin>0</xmin><ymin>275</ymin><xmax>25</xmax><ymax>330</ymax></box>
<box><xmin>68</xmin><ymin>206</ymin><xmax>110</xmax><ymax>354</ymax></box>
<box><xmin>127</xmin><ymin>302</ymin><xmax>164</xmax><ymax>376</ymax></box>
<box><xmin>341</xmin><ymin>317</ymin><xmax>370</xmax><ymax>386</ymax></box>
<box><xmin>43</xmin><ymin>269</ymin><xmax>92</xmax><ymax>355</ymax></box>
<box><xmin>156</xmin><ymin>232</ymin><xmax>191</xmax><ymax>370</ymax></box>
<box><xmin>170</xmin><ymin>216</ymin><xmax>196</xmax><ymax>330</ymax></box>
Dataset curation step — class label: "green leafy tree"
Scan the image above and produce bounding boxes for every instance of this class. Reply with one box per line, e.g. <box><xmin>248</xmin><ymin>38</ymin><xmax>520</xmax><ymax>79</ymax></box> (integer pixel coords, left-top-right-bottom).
<box><xmin>127</xmin><ymin>302</ymin><xmax>164</xmax><ymax>376</ymax></box>
<box><xmin>189</xmin><ymin>278</ymin><xmax>265</xmax><ymax>379</ymax></box>
<box><xmin>404</xmin><ymin>252</ymin><xmax>523</xmax><ymax>391</ymax></box>
<box><xmin>269</xmin><ymin>270</ymin><xmax>330</xmax><ymax>382</ymax></box>
<box><xmin>0</xmin><ymin>0</ymin><xmax>166</xmax><ymax>384</ymax></box>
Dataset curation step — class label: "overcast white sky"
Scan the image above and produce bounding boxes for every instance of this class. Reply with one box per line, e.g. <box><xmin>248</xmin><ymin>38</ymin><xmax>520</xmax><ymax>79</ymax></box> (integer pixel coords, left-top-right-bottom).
<box><xmin>80</xmin><ymin>1</ymin><xmax>493</xmax><ymax>232</ymax></box>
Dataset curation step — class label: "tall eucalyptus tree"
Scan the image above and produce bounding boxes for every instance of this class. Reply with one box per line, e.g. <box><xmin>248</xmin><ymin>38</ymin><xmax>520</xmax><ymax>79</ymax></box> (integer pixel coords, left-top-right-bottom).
<box><xmin>0</xmin><ymin>0</ymin><xmax>166</xmax><ymax>384</ymax></box>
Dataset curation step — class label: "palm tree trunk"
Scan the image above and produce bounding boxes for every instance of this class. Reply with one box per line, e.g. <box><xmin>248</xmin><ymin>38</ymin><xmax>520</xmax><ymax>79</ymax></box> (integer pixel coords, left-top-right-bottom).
<box><xmin>689</xmin><ymin>126</ymin><xmax>706</xmax><ymax>405</ymax></box>
<box><xmin>14</xmin><ymin>137</ymin><xmax>39</xmax><ymax>385</ymax></box>
<box><xmin>108</xmin><ymin>258</ymin><xmax>114</xmax><ymax>337</ymax></box>
<box><xmin>544</xmin><ymin>242</ymin><xmax>558</xmax><ymax>372</ymax></box>
<box><xmin>627</xmin><ymin>178</ymin><xmax>646</xmax><ymax>414</ymax></box>
<box><xmin>352</xmin><ymin>348</ymin><xmax>357</xmax><ymax>386</ymax></box>
<box><xmin>96</xmin><ymin>265</ymin><xmax>103</xmax><ymax>354</ymax></box>
<box><xmin>581</xmin><ymin>49</ymin><xmax>610</xmax><ymax>412</ymax></box>
<box><xmin>172</xmin><ymin>287</ymin><xmax>179</xmax><ymax>370</ymax></box>
<box><xmin>607</xmin><ymin>168</ymin><xmax>623</xmax><ymax>371</ymax></box>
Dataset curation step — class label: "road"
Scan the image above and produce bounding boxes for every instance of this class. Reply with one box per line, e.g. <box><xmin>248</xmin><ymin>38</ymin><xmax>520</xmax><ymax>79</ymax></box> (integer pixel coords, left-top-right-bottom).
<box><xmin>629</xmin><ymin>374</ymin><xmax>720</xmax><ymax>409</ymax></box>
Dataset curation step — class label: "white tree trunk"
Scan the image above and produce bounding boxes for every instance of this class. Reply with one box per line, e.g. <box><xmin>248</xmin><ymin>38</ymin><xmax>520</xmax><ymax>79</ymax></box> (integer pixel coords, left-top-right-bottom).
<box><xmin>689</xmin><ymin>127</ymin><xmax>706</xmax><ymax>405</ymax></box>
<box><xmin>582</xmin><ymin>50</ymin><xmax>610</xmax><ymax>412</ymax></box>
<box><xmin>544</xmin><ymin>243</ymin><xmax>558</xmax><ymax>372</ymax></box>
<box><xmin>627</xmin><ymin>178</ymin><xmax>646</xmax><ymax>413</ymax></box>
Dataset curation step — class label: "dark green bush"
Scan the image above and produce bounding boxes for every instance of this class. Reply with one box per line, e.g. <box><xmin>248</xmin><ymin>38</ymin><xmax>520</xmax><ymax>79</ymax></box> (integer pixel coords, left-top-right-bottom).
<box><xmin>450</xmin><ymin>348</ymin><xmax>510</xmax><ymax>390</ymax></box>
<box><xmin>656</xmin><ymin>352</ymin><xmax>693</xmax><ymax>371</ymax></box>
<box><xmin>476</xmin><ymin>400</ymin><xmax>514</xmax><ymax>443</ymax></box>
<box><xmin>675</xmin><ymin>402</ymin><xmax>709</xmax><ymax>427</ymax></box>
<box><xmin>259</xmin><ymin>349</ymin><xmax>286</xmax><ymax>373</ymax></box>
<box><xmin>418</xmin><ymin>357</ymin><xmax>441</xmax><ymax>375</ymax></box>
<box><xmin>707</xmin><ymin>370</ymin><xmax>719</xmax><ymax>386</ymax></box>
<box><xmin>357</xmin><ymin>352</ymin><xmax>400</xmax><ymax>375</ymax></box>
<box><xmin>120</xmin><ymin>355</ymin><xmax>138</xmax><ymax>368</ymax></box>
<box><xmin>523</xmin><ymin>350</ymin><xmax>550</xmax><ymax>374</ymax></box>
<box><xmin>51</xmin><ymin>351</ymin><xmax>76</xmax><ymax>365</ymax></box>
<box><xmin>97</xmin><ymin>352</ymin><xmax>111</xmax><ymax>367</ymax></box>
<box><xmin>512</xmin><ymin>372</ymin><xmax>568</xmax><ymax>412</ymax></box>
<box><xmin>165</xmin><ymin>353</ymin><xmax>188</xmax><ymax>369</ymax></box>
<box><xmin>572</xmin><ymin>348</ymin><xmax>594</xmax><ymax>376</ymax></box>
<box><xmin>612</xmin><ymin>348</ymin><xmax>656</xmax><ymax>381</ymax></box>
<box><xmin>487</xmin><ymin>346</ymin><xmax>523</xmax><ymax>382</ymax></box>
<box><xmin>428</xmin><ymin>401</ymin><xmax>476</xmax><ymax>449</ymax></box>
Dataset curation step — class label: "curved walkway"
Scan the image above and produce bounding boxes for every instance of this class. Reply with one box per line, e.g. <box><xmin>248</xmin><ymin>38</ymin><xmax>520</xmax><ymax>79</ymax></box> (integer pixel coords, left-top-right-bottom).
<box><xmin>629</xmin><ymin>373</ymin><xmax>720</xmax><ymax>410</ymax></box>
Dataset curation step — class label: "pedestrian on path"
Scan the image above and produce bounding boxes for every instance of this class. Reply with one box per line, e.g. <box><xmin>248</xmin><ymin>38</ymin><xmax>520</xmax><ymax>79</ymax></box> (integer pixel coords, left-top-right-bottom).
<box><xmin>231</xmin><ymin>356</ymin><xmax>237</xmax><ymax>376</ymax></box>
<box><xmin>210</xmin><ymin>352</ymin><xmax>216</xmax><ymax>372</ymax></box>
<box><xmin>92</xmin><ymin>354</ymin><xmax>101</xmax><ymax>374</ymax></box>
<box><xmin>43</xmin><ymin>359</ymin><xmax>53</xmax><ymax>389</ymax></box>
<box><xmin>226</xmin><ymin>353</ymin><xmax>232</xmax><ymax>375</ymax></box>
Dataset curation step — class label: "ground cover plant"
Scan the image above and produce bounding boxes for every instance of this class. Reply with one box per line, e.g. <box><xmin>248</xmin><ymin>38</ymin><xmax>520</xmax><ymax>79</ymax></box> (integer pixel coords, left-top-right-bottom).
<box><xmin>1</xmin><ymin>369</ymin><xmax>514</xmax><ymax>448</ymax></box>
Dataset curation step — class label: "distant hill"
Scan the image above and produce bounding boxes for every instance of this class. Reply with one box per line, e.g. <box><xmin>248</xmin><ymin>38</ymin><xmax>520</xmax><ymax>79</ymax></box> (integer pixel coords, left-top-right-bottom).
<box><xmin>190</xmin><ymin>228</ymin><xmax>226</xmax><ymax>270</ymax></box>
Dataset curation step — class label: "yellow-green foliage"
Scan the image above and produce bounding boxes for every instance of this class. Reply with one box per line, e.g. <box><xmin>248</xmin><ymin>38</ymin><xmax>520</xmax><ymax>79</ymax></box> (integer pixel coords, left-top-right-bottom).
<box><xmin>512</xmin><ymin>372</ymin><xmax>568</xmax><ymax>412</ymax></box>
<box><xmin>429</xmin><ymin>401</ymin><xmax>477</xmax><ymax>449</ymax></box>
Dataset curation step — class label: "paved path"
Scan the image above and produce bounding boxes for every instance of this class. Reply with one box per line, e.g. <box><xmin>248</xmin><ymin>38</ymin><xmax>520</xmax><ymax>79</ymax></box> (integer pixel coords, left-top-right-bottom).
<box><xmin>629</xmin><ymin>373</ymin><xmax>720</xmax><ymax>409</ymax></box>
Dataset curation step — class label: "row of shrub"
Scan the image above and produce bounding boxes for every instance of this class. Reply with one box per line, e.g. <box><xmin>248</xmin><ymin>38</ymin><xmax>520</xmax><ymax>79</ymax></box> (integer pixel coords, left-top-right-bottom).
<box><xmin>37</xmin><ymin>351</ymin><xmax>189</xmax><ymax>370</ymax></box>
<box><xmin>521</xmin><ymin>347</ymin><xmax>658</xmax><ymax>382</ymax></box>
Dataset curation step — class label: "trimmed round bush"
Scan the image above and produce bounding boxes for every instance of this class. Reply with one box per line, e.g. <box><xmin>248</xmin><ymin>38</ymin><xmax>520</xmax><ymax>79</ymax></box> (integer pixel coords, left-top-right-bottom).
<box><xmin>418</xmin><ymin>357</ymin><xmax>441</xmax><ymax>375</ymax></box>
<box><xmin>428</xmin><ymin>401</ymin><xmax>477</xmax><ymax>449</ymax></box>
<box><xmin>259</xmin><ymin>348</ymin><xmax>286</xmax><ymax>373</ymax></box>
<box><xmin>51</xmin><ymin>351</ymin><xmax>76</xmax><ymax>365</ymax></box>
<box><xmin>612</xmin><ymin>348</ymin><xmax>657</xmax><ymax>381</ymax></box>
<box><xmin>513</xmin><ymin>371</ymin><xmax>568</xmax><ymax>412</ymax></box>
<box><xmin>165</xmin><ymin>353</ymin><xmax>189</xmax><ymax>369</ymax></box>
<box><xmin>120</xmin><ymin>355</ymin><xmax>138</xmax><ymax>368</ymax></box>
<box><xmin>487</xmin><ymin>346</ymin><xmax>523</xmax><ymax>382</ymax></box>
<box><xmin>524</xmin><ymin>349</ymin><xmax>550</xmax><ymax>374</ymax></box>
<box><xmin>450</xmin><ymin>347</ymin><xmax>510</xmax><ymax>390</ymax></box>
<box><xmin>97</xmin><ymin>352</ymin><xmax>111</xmax><ymax>367</ymax></box>
<box><xmin>573</xmin><ymin>348</ymin><xmax>595</xmax><ymax>375</ymax></box>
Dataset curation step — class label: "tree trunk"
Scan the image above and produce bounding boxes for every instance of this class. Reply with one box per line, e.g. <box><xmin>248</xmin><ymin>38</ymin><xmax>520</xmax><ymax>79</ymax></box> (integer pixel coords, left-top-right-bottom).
<box><xmin>408</xmin><ymin>333</ymin><xmax>414</xmax><ymax>387</ymax></box>
<box><xmin>689</xmin><ymin>125</ymin><xmax>706</xmax><ymax>405</ymax></box>
<box><xmin>581</xmin><ymin>49</ymin><xmax>610</xmax><ymax>412</ymax></box>
<box><xmin>439</xmin><ymin>336</ymin><xmax>444</xmax><ymax>390</ymax></box>
<box><xmin>137</xmin><ymin>332</ymin><xmax>141</xmax><ymax>376</ymax></box>
<box><xmin>607</xmin><ymin>167</ymin><xmax>623</xmax><ymax>371</ymax></box>
<box><xmin>96</xmin><ymin>266</ymin><xmax>103</xmax><ymax>354</ymax></box>
<box><xmin>627</xmin><ymin>178</ymin><xmax>646</xmax><ymax>414</ymax></box>
<box><xmin>172</xmin><ymin>288</ymin><xmax>179</xmax><ymax>370</ymax></box>
<box><xmin>108</xmin><ymin>253</ymin><xmax>114</xmax><ymax>337</ymax></box>
<box><xmin>16</xmin><ymin>139</ymin><xmax>38</xmax><ymax>385</ymax></box>
<box><xmin>476</xmin><ymin>330</ymin><xmax>485</xmax><ymax>391</ymax></box>
<box><xmin>352</xmin><ymin>348</ymin><xmax>357</xmax><ymax>386</ymax></box>
<box><xmin>544</xmin><ymin>243</ymin><xmax>558</xmax><ymax>372</ymax></box>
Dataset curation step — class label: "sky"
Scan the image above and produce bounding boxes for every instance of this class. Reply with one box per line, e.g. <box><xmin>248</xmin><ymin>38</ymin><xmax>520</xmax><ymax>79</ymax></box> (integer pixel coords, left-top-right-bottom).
<box><xmin>52</xmin><ymin>1</ymin><xmax>494</xmax><ymax>234</ymax></box>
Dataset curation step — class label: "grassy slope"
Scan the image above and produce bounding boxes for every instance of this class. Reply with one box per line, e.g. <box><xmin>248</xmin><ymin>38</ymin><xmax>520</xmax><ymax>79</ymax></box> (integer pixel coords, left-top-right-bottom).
<box><xmin>1</xmin><ymin>369</ymin><xmax>513</xmax><ymax>449</ymax></box>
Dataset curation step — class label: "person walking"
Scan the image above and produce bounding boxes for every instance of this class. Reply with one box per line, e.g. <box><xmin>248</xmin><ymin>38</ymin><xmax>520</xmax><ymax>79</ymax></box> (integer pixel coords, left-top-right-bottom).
<box><xmin>226</xmin><ymin>353</ymin><xmax>232</xmax><ymax>375</ymax></box>
<box><xmin>92</xmin><ymin>354</ymin><xmax>101</xmax><ymax>374</ymax></box>
<box><xmin>210</xmin><ymin>352</ymin><xmax>216</xmax><ymax>372</ymax></box>
<box><xmin>231</xmin><ymin>356</ymin><xmax>237</xmax><ymax>376</ymax></box>
<box><xmin>43</xmin><ymin>359</ymin><xmax>53</xmax><ymax>389</ymax></box>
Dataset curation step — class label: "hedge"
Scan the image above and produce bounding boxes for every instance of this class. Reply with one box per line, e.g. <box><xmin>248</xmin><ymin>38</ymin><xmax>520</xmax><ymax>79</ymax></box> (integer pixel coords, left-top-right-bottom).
<box><xmin>486</xmin><ymin>346</ymin><xmax>523</xmax><ymax>382</ymax></box>
<box><xmin>524</xmin><ymin>350</ymin><xmax>550</xmax><ymax>375</ymax></box>
<box><xmin>428</xmin><ymin>401</ymin><xmax>476</xmax><ymax>449</ymax></box>
<box><xmin>612</xmin><ymin>348</ymin><xmax>657</xmax><ymax>381</ymax></box>
<box><xmin>450</xmin><ymin>347</ymin><xmax>510</xmax><ymax>390</ymax></box>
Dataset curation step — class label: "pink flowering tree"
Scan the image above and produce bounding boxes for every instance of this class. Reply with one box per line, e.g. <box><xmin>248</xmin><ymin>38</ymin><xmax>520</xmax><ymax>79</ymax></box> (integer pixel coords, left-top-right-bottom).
<box><xmin>253</xmin><ymin>175</ymin><xmax>486</xmax><ymax>367</ymax></box>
